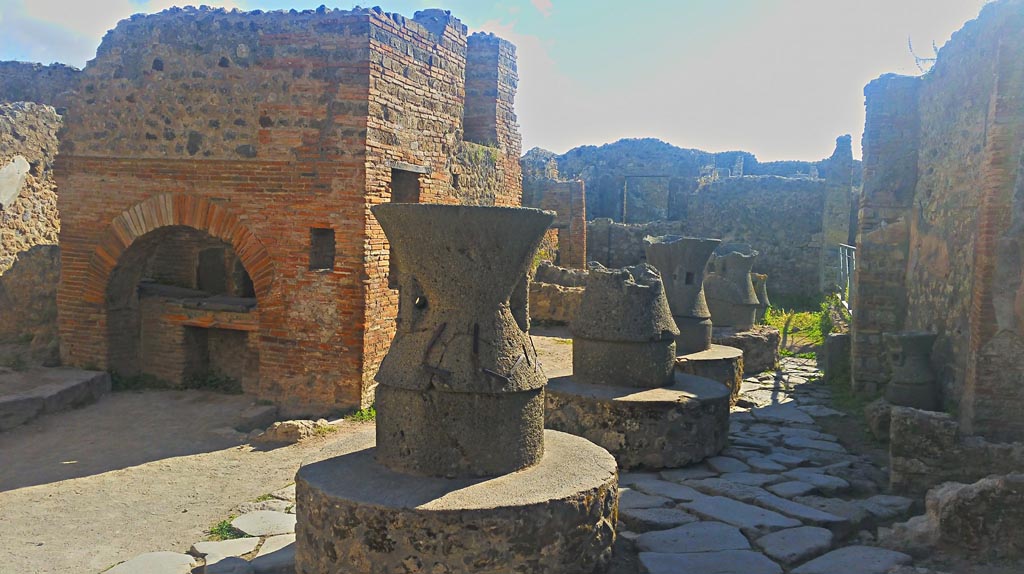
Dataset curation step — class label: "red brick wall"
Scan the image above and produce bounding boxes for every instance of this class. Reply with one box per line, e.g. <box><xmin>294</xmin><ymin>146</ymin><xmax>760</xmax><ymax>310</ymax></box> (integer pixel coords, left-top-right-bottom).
<box><xmin>531</xmin><ymin>179</ymin><xmax>587</xmax><ymax>269</ymax></box>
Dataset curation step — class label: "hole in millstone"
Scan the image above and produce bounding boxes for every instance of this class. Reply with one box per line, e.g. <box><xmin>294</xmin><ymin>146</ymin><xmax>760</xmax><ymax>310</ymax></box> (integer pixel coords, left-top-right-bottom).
<box><xmin>685</xmin><ymin>271</ymin><xmax>695</xmax><ymax>285</ymax></box>
<box><xmin>414</xmin><ymin>296</ymin><xmax>428</xmax><ymax>309</ymax></box>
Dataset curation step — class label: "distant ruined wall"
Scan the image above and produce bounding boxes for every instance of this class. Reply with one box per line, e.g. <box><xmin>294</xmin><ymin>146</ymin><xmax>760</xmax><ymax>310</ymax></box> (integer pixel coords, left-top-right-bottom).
<box><xmin>853</xmin><ymin>0</ymin><xmax>1024</xmax><ymax>443</ymax></box>
<box><xmin>0</xmin><ymin>62</ymin><xmax>81</xmax><ymax>110</ymax></box>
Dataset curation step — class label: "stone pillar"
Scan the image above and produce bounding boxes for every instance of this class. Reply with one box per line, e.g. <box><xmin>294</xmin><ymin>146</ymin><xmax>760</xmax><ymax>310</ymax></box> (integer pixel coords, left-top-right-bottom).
<box><xmin>705</xmin><ymin>249</ymin><xmax>760</xmax><ymax>330</ymax></box>
<box><xmin>644</xmin><ymin>235</ymin><xmax>721</xmax><ymax>354</ymax></box>
<box><xmin>371</xmin><ymin>204</ymin><xmax>551</xmax><ymax>478</ymax></box>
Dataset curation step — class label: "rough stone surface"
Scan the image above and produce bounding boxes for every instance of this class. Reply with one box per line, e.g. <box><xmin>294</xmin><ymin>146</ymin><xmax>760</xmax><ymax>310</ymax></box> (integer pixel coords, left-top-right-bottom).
<box><xmin>251</xmin><ymin>534</ymin><xmax>295</xmax><ymax>574</ymax></box>
<box><xmin>639</xmin><ymin>549</ymin><xmax>783</xmax><ymax>574</ymax></box>
<box><xmin>712</xmin><ymin>325</ymin><xmax>780</xmax><ymax>374</ymax></box>
<box><xmin>545</xmin><ymin>372</ymin><xmax>730</xmax><ymax>469</ymax></box>
<box><xmin>107</xmin><ymin>552</ymin><xmax>197</xmax><ymax>574</ymax></box>
<box><xmin>706</xmin><ymin>249</ymin><xmax>760</xmax><ymax>329</ymax></box>
<box><xmin>252</xmin><ymin>420</ymin><xmax>320</xmax><ymax>445</ymax></box>
<box><xmin>755</xmin><ymin>526</ymin><xmax>833</xmax><ymax>565</ymax></box>
<box><xmin>191</xmin><ymin>537</ymin><xmax>261</xmax><ymax>558</ymax></box>
<box><xmin>618</xmin><ymin>507</ymin><xmax>698</xmax><ymax>532</ymax></box>
<box><xmin>0</xmin><ymin>368</ymin><xmax>110</xmax><ymax>431</ymax></box>
<box><xmin>231</xmin><ymin>511</ymin><xmax>296</xmax><ymax>537</ymax></box>
<box><xmin>791</xmin><ymin>546</ymin><xmax>911</xmax><ymax>574</ymax></box>
<box><xmin>294</xmin><ymin>429</ymin><xmax>618</xmax><ymax>574</ymax></box>
<box><xmin>205</xmin><ymin>556</ymin><xmax>255</xmax><ymax>574</ymax></box>
<box><xmin>677</xmin><ymin>344</ymin><xmax>745</xmax><ymax>404</ymax></box>
<box><xmin>636</xmin><ymin>521</ymin><xmax>749</xmax><ymax>553</ymax></box>
<box><xmin>529</xmin><ymin>281</ymin><xmax>583</xmax><ymax>325</ymax></box>
<box><xmin>681</xmin><ymin>495</ymin><xmax>802</xmax><ymax>537</ymax></box>
<box><xmin>643</xmin><ymin>234</ymin><xmax>720</xmax><ymax>354</ymax></box>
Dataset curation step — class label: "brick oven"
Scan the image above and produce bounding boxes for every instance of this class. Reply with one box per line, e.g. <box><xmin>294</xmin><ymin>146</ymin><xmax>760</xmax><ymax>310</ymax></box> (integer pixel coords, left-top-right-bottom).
<box><xmin>54</xmin><ymin>6</ymin><xmax>522</xmax><ymax>416</ymax></box>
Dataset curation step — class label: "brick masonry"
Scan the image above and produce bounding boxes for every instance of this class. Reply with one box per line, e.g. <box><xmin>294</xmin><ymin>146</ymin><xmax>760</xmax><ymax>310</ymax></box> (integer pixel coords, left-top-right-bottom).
<box><xmin>53</xmin><ymin>6</ymin><xmax>522</xmax><ymax>416</ymax></box>
<box><xmin>853</xmin><ymin>0</ymin><xmax>1024</xmax><ymax>442</ymax></box>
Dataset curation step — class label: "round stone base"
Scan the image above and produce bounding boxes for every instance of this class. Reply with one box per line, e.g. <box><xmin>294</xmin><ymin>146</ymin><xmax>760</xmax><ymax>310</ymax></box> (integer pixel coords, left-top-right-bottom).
<box><xmin>676</xmin><ymin>344</ymin><xmax>744</xmax><ymax>405</ymax></box>
<box><xmin>545</xmin><ymin>372</ymin><xmax>730</xmax><ymax>470</ymax></box>
<box><xmin>712</xmin><ymin>325</ymin><xmax>780</xmax><ymax>374</ymax></box>
<box><xmin>294</xmin><ymin>429</ymin><xmax>618</xmax><ymax>574</ymax></box>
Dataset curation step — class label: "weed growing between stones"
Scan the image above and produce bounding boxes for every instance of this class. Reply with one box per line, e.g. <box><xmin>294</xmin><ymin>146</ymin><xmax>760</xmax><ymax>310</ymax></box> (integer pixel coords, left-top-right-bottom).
<box><xmin>207</xmin><ymin>517</ymin><xmax>245</xmax><ymax>541</ymax></box>
<box><xmin>2</xmin><ymin>354</ymin><xmax>28</xmax><ymax>371</ymax></box>
<box><xmin>183</xmin><ymin>371</ymin><xmax>242</xmax><ymax>394</ymax></box>
<box><xmin>313</xmin><ymin>422</ymin><xmax>337</xmax><ymax>437</ymax></box>
<box><xmin>346</xmin><ymin>406</ymin><xmax>376</xmax><ymax>422</ymax></box>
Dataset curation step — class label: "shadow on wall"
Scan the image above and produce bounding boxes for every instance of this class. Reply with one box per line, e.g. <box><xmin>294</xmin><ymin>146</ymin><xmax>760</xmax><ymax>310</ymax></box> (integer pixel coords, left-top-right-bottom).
<box><xmin>0</xmin><ymin>244</ymin><xmax>59</xmax><ymax>366</ymax></box>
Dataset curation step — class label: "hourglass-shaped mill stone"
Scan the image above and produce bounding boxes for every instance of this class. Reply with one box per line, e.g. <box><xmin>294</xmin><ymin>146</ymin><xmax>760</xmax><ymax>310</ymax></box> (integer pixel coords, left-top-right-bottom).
<box><xmin>571</xmin><ymin>263</ymin><xmax>679</xmax><ymax>388</ymax></box>
<box><xmin>884</xmin><ymin>331</ymin><xmax>940</xmax><ymax>411</ymax></box>
<box><xmin>294</xmin><ymin>205</ymin><xmax>618</xmax><ymax>574</ymax></box>
<box><xmin>371</xmin><ymin>203</ymin><xmax>552</xmax><ymax>478</ymax></box>
<box><xmin>546</xmin><ymin>262</ymin><xmax>730</xmax><ymax>470</ymax></box>
<box><xmin>644</xmin><ymin>235</ymin><xmax>721</xmax><ymax>354</ymax></box>
<box><xmin>706</xmin><ymin>249</ymin><xmax>761</xmax><ymax>330</ymax></box>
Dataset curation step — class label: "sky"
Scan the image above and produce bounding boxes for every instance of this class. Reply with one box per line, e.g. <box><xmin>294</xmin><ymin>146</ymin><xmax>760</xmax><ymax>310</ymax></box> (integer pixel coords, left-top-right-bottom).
<box><xmin>0</xmin><ymin>0</ymin><xmax>991</xmax><ymax>161</ymax></box>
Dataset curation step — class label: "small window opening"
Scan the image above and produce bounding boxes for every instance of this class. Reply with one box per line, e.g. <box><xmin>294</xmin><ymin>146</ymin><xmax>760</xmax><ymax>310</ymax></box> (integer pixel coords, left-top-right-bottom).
<box><xmin>391</xmin><ymin>169</ymin><xmax>421</xmax><ymax>203</ymax></box>
<box><xmin>310</xmin><ymin>228</ymin><xmax>336</xmax><ymax>271</ymax></box>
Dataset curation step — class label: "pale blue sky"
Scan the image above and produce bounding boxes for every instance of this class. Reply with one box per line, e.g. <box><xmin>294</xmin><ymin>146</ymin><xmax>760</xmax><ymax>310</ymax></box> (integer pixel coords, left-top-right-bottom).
<box><xmin>0</xmin><ymin>0</ymin><xmax>990</xmax><ymax>160</ymax></box>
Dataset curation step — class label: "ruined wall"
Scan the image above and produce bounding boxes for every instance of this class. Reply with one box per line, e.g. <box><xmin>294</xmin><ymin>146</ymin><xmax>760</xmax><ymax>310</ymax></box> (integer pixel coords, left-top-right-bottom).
<box><xmin>0</xmin><ymin>62</ymin><xmax>81</xmax><ymax>110</ymax></box>
<box><xmin>853</xmin><ymin>0</ymin><xmax>1024</xmax><ymax>442</ymax></box>
<box><xmin>56</xmin><ymin>6</ymin><xmax>521</xmax><ymax>415</ymax></box>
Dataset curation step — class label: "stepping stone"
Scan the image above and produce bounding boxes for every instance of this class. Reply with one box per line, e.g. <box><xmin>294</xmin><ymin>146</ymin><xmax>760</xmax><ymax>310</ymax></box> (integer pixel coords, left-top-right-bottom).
<box><xmin>755</xmin><ymin>526</ymin><xmax>833</xmax><ymax>565</ymax></box>
<box><xmin>783</xmin><ymin>469</ymin><xmax>850</xmax><ymax>495</ymax></box>
<box><xmin>232</xmin><ymin>511</ymin><xmax>296</xmax><ymax>537</ymax></box>
<box><xmin>720</xmin><ymin>472</ymin><xmax>784</xmax><ymax>487</ymax></box>
<box><xmin>205</xmin><ymin>556</ymin><xmax>255</xmax><ymax>574</ymax></box>
<box><xmin>636</xmin><ymin>521</ymin><xmax>750</xmax><ymax>553</ymax></box>
<box><xmin>747</xmin><ymin>457</ymin><xmax>787</xmax><ymax>473</ymax></box>
<box><xmin>619</xmin><ymin>488</ymin><xmax>672</xmax><ymax>510</ymax></box>
<box><xmin>707</xmin><ymin>456</ymin><xmax>751</xmax><ymax>473</ymax></box>
<box><xmin>685</xmin><ymin>478</ymin><xmax>847</xmax><ymax>529</ymax></box>
<box><xmin>632</xmin><ymin>479</ymin><xmax>704</xmax><ymax>502</ymax></box>
<box><xmin>639</xmin><ymin>550</ymin><xmax>782</xmax><ymax>574</ymax></box>
<box><xmin>660</xmin><ymin>465</ymin><xmax>717</xmax><ymax>482</ymax></box>
<box><xmin>108</xmin><ymin>552</ymin><xmax>196</xmax><ymax>574</ymax></box>
<box><xmin>251</xmin><ymin>534</ymin><xmax>295</xmax><ymax>574</ymax></box>
<box><xmin>191</xmin><ymin>537</ymin><xmax>261</xmax><ymax>558</ymax></box>
<box><xmin>783</xmin><ymin>437</ymin><xmax>848</xmax><ymax>453</ymax></box>
<box><xmin>619</xmin><ymin>507</ymin><xmax>698</xmax><ymax>532</ymax></box>
<box><xmin>269</xmin><ymin>484</ymin><xmax>295</xmax><ymax>502</ymax></box>
<box><xmin>791</xmin><ymin>545</ymin><xmax>911</xmax><ymax>574</ymax></box>
<box><xmin>767</xmin><ymin>481</ymin><xmax>817</xmax><ymax>498</ymax></box>
<box><xmin>681</xmin><ymin>496</ymin><xmax>801</xmax><ymax>537</ymax></box>
<box><xmin>750</xmin><ymin>404</ymin><xmax>815</xmax><ymax>425</ymax></box>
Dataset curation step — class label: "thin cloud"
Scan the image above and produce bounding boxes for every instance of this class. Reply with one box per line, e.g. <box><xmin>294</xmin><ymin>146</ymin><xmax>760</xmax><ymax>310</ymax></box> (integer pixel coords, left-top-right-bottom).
<box><xmin>530</xmin><ymin>0</ymin><xmax>553</xmax><ymax>18</ymax></box>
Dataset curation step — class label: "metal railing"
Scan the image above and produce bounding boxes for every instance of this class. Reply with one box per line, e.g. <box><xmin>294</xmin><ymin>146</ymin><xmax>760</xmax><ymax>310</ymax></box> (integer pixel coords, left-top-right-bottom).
<box><xmin>837</xmin><ymin>243</ymin><xmax>856</xmax><ymax>311</ymax></box>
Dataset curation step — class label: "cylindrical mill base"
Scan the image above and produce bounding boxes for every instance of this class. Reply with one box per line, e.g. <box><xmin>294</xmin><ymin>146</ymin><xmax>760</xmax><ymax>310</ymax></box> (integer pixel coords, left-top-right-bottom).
<box><xmin>676</xmin><ymin>344</ymin><xmax>745</xmax><ymax>406</ymax></box>
<box><xmin>295</xmin><ymin>429</ymin><xmax>618</xmax><ymax>574</ymax></box>
<box><xmin>375</xmin><ymin>383</ymin><xmax>545</xmax><ymax>478</ymax></box>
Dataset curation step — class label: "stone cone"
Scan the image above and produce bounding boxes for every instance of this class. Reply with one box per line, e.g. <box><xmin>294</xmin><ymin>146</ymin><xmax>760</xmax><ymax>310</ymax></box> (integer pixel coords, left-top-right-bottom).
<box><xmin>371</xmin><ymin>204</ymin><xmax>555</xmax><ymax>478</ymax></box>
<box><xmin>644</xmin><ymin>235</ymin><xmax>721</xmax><ymax>354</ymax></box>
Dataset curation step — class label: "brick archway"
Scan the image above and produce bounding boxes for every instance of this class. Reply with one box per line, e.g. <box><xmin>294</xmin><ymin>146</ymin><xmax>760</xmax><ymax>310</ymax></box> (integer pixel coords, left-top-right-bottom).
<box><xmin>81</xmin><ymin>194</ymin><xmax>275</xmax><ymax>304</ymax></box>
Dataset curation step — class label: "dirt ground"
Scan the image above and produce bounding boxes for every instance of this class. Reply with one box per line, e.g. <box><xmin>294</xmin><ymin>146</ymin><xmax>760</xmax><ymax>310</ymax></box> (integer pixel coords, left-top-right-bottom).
<box><xmin>0</xmin><ymin>388</ymin><xmax>370</xmax><ymax>574</ymax></box>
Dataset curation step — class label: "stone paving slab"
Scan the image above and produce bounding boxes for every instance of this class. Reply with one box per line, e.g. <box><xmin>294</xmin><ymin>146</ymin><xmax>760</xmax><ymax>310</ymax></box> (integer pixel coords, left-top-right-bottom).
<box><xmin>636</xmin><ymin>521</ymin><xmax>749</xmax><ymax>553</ymax></box>
<box><xmin>685</xmin><ymin>478</ymin><xmax>847</xmax><ymax>529</ymax></box>
<box><xmin>791</xmin><ymin>545</ymin><xmax>912</xmax><ymax>574</ymax></box>
<box><xmin>205</xmin><ymin>555</ymin><xmax>256</xmax><ymax>574</ymax></box>
<box><xmin>767</xmin><ymin>480</ymin><xmax>817</xmax><ymax>498</ymax></box>
<box><xmin>707</xmin><ymin>456</ymin><xmax>750</xmax><ymax>473</ymax></box>
<box><xmin>660</xmin><ymin>465</ymin><xmax>717</xmax><ymax>482</ymax></box>
<box><xmin>755</xmin><ymin>526</ymin><xmax>833</xmax><ymax>565</ymax></box>
<box><xmin>749</xmin><ymin>404</ymin><xmax>815</xmax><ymax>425</ymax></box>
<box><xmin>639</xmin><ymin>550</ymin><xmax>782</xmax><ymax>574</ymax></box>
<box><xmin>0</xmin><ymin>368</ymin><xmax>110</xmax><ymax>431</ymax></box>
<box><xmin>681</xmin><ymin>495</ymin><xmax>802</xmax><ymax>537</ymax></box>
<box><xmin>631</xmin><ymin>479</ymin><xmax>705</xmax><ymax>502</ymax></box>
<box><xmin>250</xmin><ymin>534</ymin><xmax>295</xmax><ymax>574</ymax></box>
<box><xmin>231</xmin><ymin>511</ymin><xmax>296</xmax><ymax>537</ymax></box>
<box><xmin>783</xmin><ymin>468</ymin><xmax>851</xmax><ymax>494</ymax></box>
<box><xmin>191</xmin><ymin>537</ymin><xmax>261</xmax><ymax>558</ymax></box>
<box><xmin>619</xmin><ymin>507</ymin><xmax>699</xmax><ymax>532</ymax></box>
<box><xmin>619</xmin><ymin>488</ymin><xmax>673</xmax><ymax>510</ymax></box>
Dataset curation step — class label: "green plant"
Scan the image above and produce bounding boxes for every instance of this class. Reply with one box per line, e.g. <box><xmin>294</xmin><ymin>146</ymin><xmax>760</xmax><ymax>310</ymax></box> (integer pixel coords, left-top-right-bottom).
<box><xmin>347</xmin><ymin>406</ymin><xmax>376</xmax><ymax>422</ymax></box>
<box><xmin>254</xmin><ymin>494</ymin><xmax>274</xmax><ymax>502</ymax></box>
<box><xmin>207</xmin><ymin>517</ymin><xmax>245</xmax><ymax>541</ymax></box>
<box><xmin>313</xmin><ymin>422</ymin><xmax>338</xmax><ymax>437</ymax></box>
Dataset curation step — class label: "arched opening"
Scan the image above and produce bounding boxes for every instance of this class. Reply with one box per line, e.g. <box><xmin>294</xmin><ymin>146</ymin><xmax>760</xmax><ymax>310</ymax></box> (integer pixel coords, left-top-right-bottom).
<box><xmin>106</xmin><ymin>225</ymin><xmax>260</xmax><ymax>392</ymax></box>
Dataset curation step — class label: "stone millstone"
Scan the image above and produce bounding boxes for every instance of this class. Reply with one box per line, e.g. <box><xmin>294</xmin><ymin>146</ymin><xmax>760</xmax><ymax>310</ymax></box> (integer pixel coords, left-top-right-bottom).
<box><xmin>644</xmin><ymin>235</ymin><xmax>722</xmax><ymax>354</ymax></box>
<box><xmin>571</xmin><ymin>263</ymin><xmax>678</xmax><ymax>387</ymax></box>
<box><xmin>545</xmin><ymin>372</ymin><xmax>730</xmax><ymax>469</ymax></box>
<box><xmin>294</xmin><ymin>429</ymin><xmax>617</xmax><ymax>574</ymax></box>
<box><xmin>706</xmin><ymin>249</ymin><xmax>761</xmax><ymax>329</ymax></box>
<box><xmin>676</xmin><ymin>344</ymin><xmax>744</xmax><ymax>404</ymax></box>
<box><xmin>370</xmin><ymin>204</ymin><xmax>554</xmax><ymax>478</ymax></box>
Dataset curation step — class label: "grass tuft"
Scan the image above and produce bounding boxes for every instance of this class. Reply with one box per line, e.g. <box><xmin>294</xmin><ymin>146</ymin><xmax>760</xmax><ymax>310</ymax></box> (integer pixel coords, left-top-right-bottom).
<box><xmin>347</xmin><ymin>406</ymin><xmax>376</xmax><ymax>423</ymax></box>
<box><xmin>207</xmin><ymin>517</ymin><xmax>245</xmax><ymax>541</ymax></box>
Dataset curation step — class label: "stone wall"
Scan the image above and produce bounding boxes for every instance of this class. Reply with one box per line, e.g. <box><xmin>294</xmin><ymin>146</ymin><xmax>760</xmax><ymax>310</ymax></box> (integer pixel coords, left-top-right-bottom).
<box><xmin>852</xmin><ymin>0</ymin><xmax>1024</xmax><ymax>442</ymax></box>
<box><xmin>0</xmin><ymin>62</ymin><xmax>81</xmax><ymax>111</ymax></box>
<box><xmin>54</xmin><ymin>6</ymin><xmax>522</xmax><ymax>416</ymax></box>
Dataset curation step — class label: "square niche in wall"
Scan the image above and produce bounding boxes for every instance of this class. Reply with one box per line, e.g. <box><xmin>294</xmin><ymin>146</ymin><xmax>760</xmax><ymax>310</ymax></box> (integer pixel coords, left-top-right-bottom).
<box><xmin>309</xmin><ymin>227</ymin><xmax>335</xmax><ymax>271</ymax></box>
